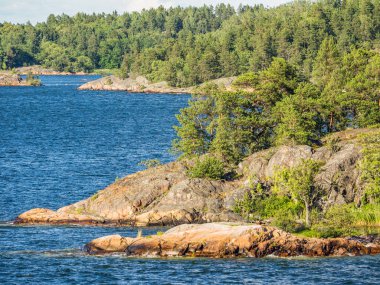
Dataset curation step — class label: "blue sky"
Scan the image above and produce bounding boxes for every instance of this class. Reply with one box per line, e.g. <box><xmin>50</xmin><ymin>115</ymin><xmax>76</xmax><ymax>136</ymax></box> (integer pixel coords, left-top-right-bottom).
<box><xmin>0</xmin><ymin>0</ymin><xmax>290</xmax><ymax>24</ymax></box>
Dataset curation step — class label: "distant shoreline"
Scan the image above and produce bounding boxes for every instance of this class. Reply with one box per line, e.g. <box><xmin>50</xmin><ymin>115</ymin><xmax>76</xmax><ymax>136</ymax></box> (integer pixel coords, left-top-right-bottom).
<box><xmin>77</xmin><ymin>75</ymin><xmax>236</xmax><ymax>94</ymax></box>
<box><xmin>15</xmin><ymin>65</ymin><xmax>94</xmax><ymax>76</ymax></box>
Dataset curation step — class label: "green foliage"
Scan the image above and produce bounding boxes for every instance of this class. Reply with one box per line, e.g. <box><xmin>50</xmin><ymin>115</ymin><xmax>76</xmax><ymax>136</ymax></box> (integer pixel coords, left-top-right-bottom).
<box><xmin>321</xmin><ymin>48</ymin><xmax>380</xmax><ymax>132</ymax></box>
<box><xmin>74</xmin><ymin>55</ymin><xmax>94</xmax><ymax>73</ymax></box>
<box><xmin>138</xmin><ymin>159</ymin><xmax>162</xmax><ymax>169</ymax></box>
<box><xmin>0</xmin><ymin>0</ymin><xmax>379</xmax><ymax>84</ymax></box>
<box><xmin>273</xmin><ymin>83</ymin><xmax>322</xmax><ymax>145</ymax></box>
<box><xmin>311</xmin><ymin>36</ymin><xmax>340</xmax><ymax>89</ymax></box>
<box><xmin>104</xmin><ymin>77</ymin><xmax>113</xmax><ymax>86</ymax></box>
<box><xmin>233</xmin><ymin>169</ymin><xmax>380</xmax><ymax>235</ymax></box>
<box><xmin>25</xmin><ymin>72</ymin><xmax>41</xmax><ymax>86</ymax></box>
<box><xmin>354</xmin><ymin>204</ymin><xmax>380</xmax><ymax>227</ymax></box>
<box><xmin>325</xmin><ymin>136</ymin><xmax>342</xmax><ymax>153</ymax></box>
<box><xmin>236</xmin><ymin>160</ymin><xmax>323</xmax><ymax>230</ymax></box>
<box><xmin>310</xmin><ymin>203</ymin><xmax>380</xmax><ymax>238</ymax></box>
<box><xmin>234</xmin><ymin>160</ymin><xmax>320</xmax><ymax>232</ymax></box>
<box><xmin>311</xmin><ymin>204</ymin><xmax>356</xmax><ymax>237</ymax></box>
<box><xmin>174</xmin><ymin>58</ymin><xmax>299</xmax><ymax>163</ymax></box>
<box><xmin>272</xmin><ymin>159</ymin><xmax>322</xmax><ymax>227</ymax></box>
<box><xmin>233</xmin><ymin>182</ymin><xmax>304</xmax><ymax>232</ymax></box>
<box><xmin>232</xmin><ymin>72</ymin><xmax>258</xmax><ymax>88</ymax></box>
<box><xmin>175</xmin><ymin>47</ymin><xmax>380</xmax><ymax>164</ymax></box>
<box><xmin>272</xmin><ymin>211</ymin><xmax>305</xmax><ymax>233</ymax></box>
<box><xmin>37</xmin><ymin>42</ymin><xmax>73</xmax><ymax>72</ymax></box>
<box><xmin>360</xmin><ymin>131</ymin><xmax>380</xmax><ymax>204</ymax></box>
<box><xmin>173</xmin><ymin>95</ymin><xmax>214</xmax><ymax>158</ymax></box>
<box><xmin>187</xmin><ymin>156</ymin><xmax>225</xmax><ymax>180</ymax></box>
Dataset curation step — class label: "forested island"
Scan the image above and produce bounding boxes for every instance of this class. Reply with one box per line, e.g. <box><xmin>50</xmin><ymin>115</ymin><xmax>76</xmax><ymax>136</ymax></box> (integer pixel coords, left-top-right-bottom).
<box><xmin>9</xmin><ymin>0</ymin><xmax>380</xmax><ymax>257</ymax></box>
<box><xmin>1</xmin><ymin>0</ymin><xmax>379</xmax><ymax>84</ymax></box>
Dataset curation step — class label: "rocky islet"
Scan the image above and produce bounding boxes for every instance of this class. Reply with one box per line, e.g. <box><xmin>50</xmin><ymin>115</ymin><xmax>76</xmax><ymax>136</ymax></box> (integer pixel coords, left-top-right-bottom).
<box><xmin>84</xmin><ymin>223</ymin><xmax>380</xmax><ymax>258</ymax></box>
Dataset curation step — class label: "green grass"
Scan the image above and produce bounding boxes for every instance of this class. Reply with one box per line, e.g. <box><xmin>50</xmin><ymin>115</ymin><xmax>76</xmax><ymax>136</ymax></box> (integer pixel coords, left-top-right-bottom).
<box><xmin>90</xmin><ymin>193</ymin><xmax>99</xmax><ymax>201</ymax></box>
<box><xmin>75</xmin><ymin>206</ymin><xmax>86</xmax><ymax>215</ymax></box>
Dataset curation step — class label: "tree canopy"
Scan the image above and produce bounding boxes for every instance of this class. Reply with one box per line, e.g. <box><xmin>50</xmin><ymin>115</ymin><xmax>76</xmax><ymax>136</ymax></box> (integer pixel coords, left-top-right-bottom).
<box><xmin>0</xmin><ymin>0</ymin><xmax>379</xmax><ymax>82</ymax></box>
<box><xmin>174</xmin><ymin>49</ymin><xmax>380</xmax><ymax>163</ymax></box>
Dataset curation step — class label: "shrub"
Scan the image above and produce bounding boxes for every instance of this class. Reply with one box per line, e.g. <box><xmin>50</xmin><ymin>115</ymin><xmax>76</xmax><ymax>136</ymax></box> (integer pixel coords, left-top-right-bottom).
<box><xmin>272</xmin><ymin>212</ymin><xmax>305</xmax><ymax>233</ymax></box>
<box><xmin>188</xmin><ymin>156</ymin><xmax>225</xmax><ymax>180</ymax></box>
<box><xmin>359</xmin><ymin>131</ymin><xmax>380</xmax><ymax>204</ymax></box>
<box><xmin>306</xmin><ymin>203</ymin><xmax>380</xmax><ymax>238</ymax></box>
<box><xmin>325</xmin><ymin>136</ymin><xmax>341</xmax><ymax>153</ymax></box>
<box><xmin>26</xmin><ymin>72</ymin><xmax>41</xmax><ymax>86</ymax></box>
<box><xmin>138</xmin><ymin>159</ymin><xmax>161</xmax><ymax>169</ymax></box>
<box><xmin>233</xmin><ymin>183</ymin><xmax>304</xmax><ymax>231</ymax></box>
<box><xmin>232</xmin><ymin>72</ymin><xmax>258</xmax><ymax>88</ymax></box>
<box><xmin>311</xmin><ymin>204</ymin><xmax>356</xmax><ymax>237</ymax></box>
<box><xmin>272</xmin><ymin>159</ymin><xmax>322</xmax><ymax>227</ymax></box>
<box><xmin>104</xmin><ymin>77</ymin><xmax>113</xmax><ymax>85</ymax></box>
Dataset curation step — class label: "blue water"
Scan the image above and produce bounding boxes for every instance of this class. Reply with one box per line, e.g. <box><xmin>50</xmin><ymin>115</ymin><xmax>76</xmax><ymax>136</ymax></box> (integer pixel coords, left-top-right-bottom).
<box><xmin>0</xmin><ymin>76</ymin><xmax>379</xmax><ymax>284</ymax></box>
<box><xmin>0</xmin><ymin>76</ymin><xmax>189</xmax><ymax>221</ymax></box>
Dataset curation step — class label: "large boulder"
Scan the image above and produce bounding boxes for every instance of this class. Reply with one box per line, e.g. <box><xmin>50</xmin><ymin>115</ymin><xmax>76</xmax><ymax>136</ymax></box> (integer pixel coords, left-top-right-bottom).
<box><xmin>84</xmin><ymin>222</ymin><xmax>380</xmax><ymax>257</ymax></box>
<box><xmin>314</xmin><ymin>143</ymin><xmax>363</xmax><ymax>205</ymax></box>
<box><xmin>236</xmin><ymin>129</ymin><xmax>374</xmax><ymax>206</ymax></box>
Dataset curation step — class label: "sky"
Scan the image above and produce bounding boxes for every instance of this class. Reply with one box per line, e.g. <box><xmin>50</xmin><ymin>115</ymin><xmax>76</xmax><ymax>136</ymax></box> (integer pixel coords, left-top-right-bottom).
<box><xmin>0</xmin><ymin>0</ymin><xmax>291</xmax><ymax>24</ymax></box>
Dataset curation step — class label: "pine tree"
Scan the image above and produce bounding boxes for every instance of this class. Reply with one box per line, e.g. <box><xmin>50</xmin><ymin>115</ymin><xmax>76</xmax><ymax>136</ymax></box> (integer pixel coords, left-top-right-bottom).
<box><xmin>311</xmin><ymin>36</ymin><xmax>340</xmax><ymax>89</ymax></box>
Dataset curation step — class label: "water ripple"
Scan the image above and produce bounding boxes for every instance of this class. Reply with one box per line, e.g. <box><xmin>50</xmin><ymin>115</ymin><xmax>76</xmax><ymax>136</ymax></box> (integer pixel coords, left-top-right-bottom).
<box><xmin>0</xmin><ymin>76</ymin><xmax>379</xmax><ymax>284</ymax></box>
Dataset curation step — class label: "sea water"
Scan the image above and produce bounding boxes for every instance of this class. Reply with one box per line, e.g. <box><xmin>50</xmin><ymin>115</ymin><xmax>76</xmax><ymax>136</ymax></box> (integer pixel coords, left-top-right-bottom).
<box><xmin>0</xmin><ymin>76</ymin><xmax>379</xmax><ymax>284</ymax></box>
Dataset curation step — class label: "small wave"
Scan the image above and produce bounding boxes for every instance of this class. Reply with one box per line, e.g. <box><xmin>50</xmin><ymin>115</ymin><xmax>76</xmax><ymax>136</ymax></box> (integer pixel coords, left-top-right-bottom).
<box><xmin>4</xmin><ymin>248</ymin><xmax>85</xmax><ymax>257</ymax></box>
<box><xmin>0</xmin><ymin>221</ymin><xmax>15</xmax><ymax>226</ymax></box>
<box><xmin>43</xmin><ymin>84</ymin><xmax>79</xmax><ymax>86</ymax></box>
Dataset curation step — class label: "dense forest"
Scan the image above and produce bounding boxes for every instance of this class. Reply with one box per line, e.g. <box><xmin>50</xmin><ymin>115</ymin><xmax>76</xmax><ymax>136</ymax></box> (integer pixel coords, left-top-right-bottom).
<box><xmin>175</xmin><ymin>49</ymin><xmax>380</xmax><ymax>162</ymax></box>
<box><xmin>1</xmin><ymin>0</ymin><xmax>379</xmax><ymax>87</ymax></box>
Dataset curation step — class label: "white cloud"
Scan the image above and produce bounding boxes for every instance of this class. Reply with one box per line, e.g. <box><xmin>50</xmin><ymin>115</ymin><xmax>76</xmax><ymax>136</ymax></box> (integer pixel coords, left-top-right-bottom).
<box><xmin>0</xmin><ymin>0</ymin><xmax>290</xmax><ymax>24</ymax></box>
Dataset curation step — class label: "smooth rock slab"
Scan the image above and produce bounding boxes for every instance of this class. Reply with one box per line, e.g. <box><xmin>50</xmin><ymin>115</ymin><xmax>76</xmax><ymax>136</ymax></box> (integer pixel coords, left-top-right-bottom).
<box><xmin>84</xmin><ymin>223</ymin><xmax>380</xmax><ymax>258</ymax></box>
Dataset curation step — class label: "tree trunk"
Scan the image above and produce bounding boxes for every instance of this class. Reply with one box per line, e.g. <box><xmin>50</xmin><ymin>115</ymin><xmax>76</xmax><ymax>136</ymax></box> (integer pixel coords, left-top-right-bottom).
<box><xmin>329</xmin><ymin>111</ymin><xmax>334</xmax><ymax>132</ymax></box>
<box><xmin>305</xmin><ymin>201</ymin><xmax>311</xmax><ymax>227</ymax></box>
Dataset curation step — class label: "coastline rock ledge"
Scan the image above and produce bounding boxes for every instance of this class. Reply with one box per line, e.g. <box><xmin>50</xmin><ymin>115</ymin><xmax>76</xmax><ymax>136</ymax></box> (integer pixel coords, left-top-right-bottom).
<box><xmin>84</xmin><ymin>223</ymin><xmax>380</xmax><ymax>257</ymax></box>
<box><xmin>0</xmin><ymin>73</ymin><xmax>34</xmax><ymax>86</ymax></box>
<box><xmin>77</xmin><ymin>75</ymin><xmax>236</xmax><ymax>94</ymax></box>
<box><xmin>77</xmin><ymin>75</ymin><xmax>193</xmax><ymax>94</ymax></box>
<box><xmin>15</xmin><ymin>129</ymin><xmax>379</xmax><ymax>227</ymax></box>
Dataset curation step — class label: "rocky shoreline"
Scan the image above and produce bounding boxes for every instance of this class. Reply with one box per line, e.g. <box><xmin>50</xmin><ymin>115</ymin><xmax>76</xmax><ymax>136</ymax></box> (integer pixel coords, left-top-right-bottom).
<box><xmin>15</xmin><ymin>129</ymin><xmax>379</xmax><ymax>227</ymax></box>
<box><xmin>84</xmin><ymin>223</ymin><xmax>380</xmax><ymax>258</ymax></box>
<box><xmin>77</xmin><ymin>75</ymin><xmax>236</xmax><ymax>94</ymax></box>
<box><xmin>0</xmin><ymin>73</ymin><xmax>39</xmax><ymax>86</ymax></box>
<box><xmin>14</xmin><ymin>128</ymin><xmax>380</xmax><ymax>258</ymax></box>
<box><xmin>78</xmin><ymin>75</ymin><xmax>192</xmax><ymax>94</ymax></box>
<box><xmin>15</xmin><ymin>65</ymin><xmax>90</xmax><ymax>76</ymax></box>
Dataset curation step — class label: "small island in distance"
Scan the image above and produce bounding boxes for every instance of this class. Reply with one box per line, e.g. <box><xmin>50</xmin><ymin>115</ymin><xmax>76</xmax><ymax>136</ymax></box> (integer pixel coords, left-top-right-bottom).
<box><xmin>2</xmin><ymin>0</ymin><xmax>380</xmax><ymax>262</ymax></box>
